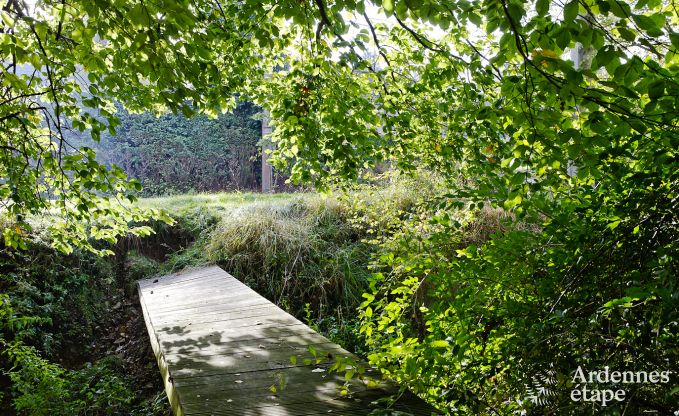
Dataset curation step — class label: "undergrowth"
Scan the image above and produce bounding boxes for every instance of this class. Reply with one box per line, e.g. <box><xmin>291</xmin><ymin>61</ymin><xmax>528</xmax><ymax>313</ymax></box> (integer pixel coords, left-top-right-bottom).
<box><xmin>0</xmin><ymin>235</ymin><xmax>169</xmax><ymax>415</ymax></box>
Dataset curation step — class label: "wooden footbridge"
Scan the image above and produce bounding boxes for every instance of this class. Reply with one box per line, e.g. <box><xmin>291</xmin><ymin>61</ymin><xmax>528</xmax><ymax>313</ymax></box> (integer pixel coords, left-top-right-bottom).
<box><xmin>138</xmin><ymin>266</ymin><xmax>438</xmax><ymax>415</ymax></box>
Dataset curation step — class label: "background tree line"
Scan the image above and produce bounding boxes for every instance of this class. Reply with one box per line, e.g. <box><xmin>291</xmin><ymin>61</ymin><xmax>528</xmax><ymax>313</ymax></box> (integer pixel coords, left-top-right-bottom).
<box><xmin>69</xmin><ymin>102</ymin><xmax>263</xmax><ymax>196</ymax></box>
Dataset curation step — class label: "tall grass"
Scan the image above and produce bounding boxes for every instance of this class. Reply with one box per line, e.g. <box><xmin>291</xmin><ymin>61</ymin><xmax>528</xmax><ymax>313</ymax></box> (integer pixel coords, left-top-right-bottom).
<box><xmin>204</xmin><ymin>196</ymin><xmax>370</xmax><ymax>316</ymax></box>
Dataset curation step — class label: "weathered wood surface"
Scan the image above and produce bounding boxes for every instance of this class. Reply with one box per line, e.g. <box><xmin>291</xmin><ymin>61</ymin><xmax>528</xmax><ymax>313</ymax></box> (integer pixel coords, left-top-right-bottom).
<box><xmin>139</xmin><ymin>266</ymin><xmax>438</xmax><ymax>416</ymax></box>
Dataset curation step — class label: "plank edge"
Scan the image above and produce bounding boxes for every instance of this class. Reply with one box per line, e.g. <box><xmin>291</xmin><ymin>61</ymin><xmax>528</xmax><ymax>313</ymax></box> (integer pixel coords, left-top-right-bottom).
<box><xmin>138</xmin><ymin>280</ymin><xmax>186</xmax><ymax>416</ymax></box>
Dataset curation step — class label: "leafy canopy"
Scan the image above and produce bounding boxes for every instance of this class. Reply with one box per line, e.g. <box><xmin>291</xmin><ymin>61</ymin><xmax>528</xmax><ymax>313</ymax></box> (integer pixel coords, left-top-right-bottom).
<box><xmin>2</xmin><ymin>0</ymin><xmax>677</xmax><ymax>251</ymax></box>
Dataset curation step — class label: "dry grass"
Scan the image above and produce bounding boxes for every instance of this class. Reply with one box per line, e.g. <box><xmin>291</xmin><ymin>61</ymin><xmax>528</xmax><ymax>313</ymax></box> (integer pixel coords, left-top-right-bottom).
<box><xmin>203</xmin><ymin>196</ymin><xmax>369</xmax><ymax>315</ymax></box>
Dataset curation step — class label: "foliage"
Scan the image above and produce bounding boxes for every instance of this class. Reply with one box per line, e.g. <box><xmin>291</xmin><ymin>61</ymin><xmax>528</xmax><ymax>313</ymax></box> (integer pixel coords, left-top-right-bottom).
<box><xmin>2</xmin><ymin>0</ymin><xmax>679</xmax><ymax>413</ymax></box>
<box><xmin>0</xmin><ymin>0</ymin><xmax>271</xmax><ymax>253</ymax></box>
<box><xmin>0</xmin><ymin>292</ymin><xmax>130</xmax><ymax>416</ymax></box>
<box><xmin>357</xmin><ymin>193</ymin><xmax>679</xmax><ymax>414</ymax></box>
<box><xmin>307</xmin><ymin>311</ymin><xmax>366</xmax><ymax>356</ymax></box>
<box><xmin>340</xmin><ymin>171</ymin><xmax>445</xmax><ymax>242</ymax></box>
<box><xmin>6</xmin><ymin>344</ymin><xmax>133</xmax><ymax>416</ymax></box>
<box><xmin>0</xmin><ymin>243</ymin><xmax>114</xmax><ymax>357</ymax></box>
<box><xmin>71</xmin><ymin>102</ymin><xmax>262</xmax><ymax>196</ymax></box>
<box><xmin>122</xmin><ymin>205</ymin><xmax>222</xmax><ymax>276</ymax></box>
<box><xmin>251</xmin><ymin>1</ymin><xmax>679</xmax><ymax>414</ymax></box>
<box><xmin>4</xmin><ymin>333</ymin><xmax>167</xmax><ymax>416</ymax></box>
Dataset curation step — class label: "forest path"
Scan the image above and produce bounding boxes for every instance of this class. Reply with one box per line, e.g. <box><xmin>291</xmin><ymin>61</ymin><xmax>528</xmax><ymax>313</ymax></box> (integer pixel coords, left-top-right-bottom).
<box><xmin>138</xmin><ymin>266</ymin><xmax>437</xmax><ymax>415</ymax></box>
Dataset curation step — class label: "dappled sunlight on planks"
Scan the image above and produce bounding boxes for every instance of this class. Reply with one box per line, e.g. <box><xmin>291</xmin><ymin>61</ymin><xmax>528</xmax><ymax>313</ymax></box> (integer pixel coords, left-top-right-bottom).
<box><xmin>139</xmin><ymin>266</ymin><xmax>438</xmax><ymax>415</ymax></box>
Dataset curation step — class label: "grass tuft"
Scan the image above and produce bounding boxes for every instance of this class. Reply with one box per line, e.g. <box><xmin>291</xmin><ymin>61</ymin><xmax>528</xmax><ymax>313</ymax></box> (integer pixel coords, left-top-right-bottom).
<box><xmin>205</xmin><ymin>196</ymin><xmax>369</xmax><ymax>316</ymax></box>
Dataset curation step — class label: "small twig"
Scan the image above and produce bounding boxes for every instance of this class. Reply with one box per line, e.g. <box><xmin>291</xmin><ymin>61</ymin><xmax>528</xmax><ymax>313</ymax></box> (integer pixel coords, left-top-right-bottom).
<box><xmin>393</xmin><ymin>15</ymin><xmax>469</xmax><ymax>64</ymax></box>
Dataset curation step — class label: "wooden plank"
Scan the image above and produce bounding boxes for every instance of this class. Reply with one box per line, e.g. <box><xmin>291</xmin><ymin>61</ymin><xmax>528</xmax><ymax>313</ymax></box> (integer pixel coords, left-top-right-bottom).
<box><xmin>149</xmin><ymin>304</ymin><xmax>279</xmax><ymax>322</ymax></box>
<box><xmin>154</xmin><ymin>315</ymin><xmax>302</xmax><ymax>336</ymax></box>
<box><xmin>147</xmin><ymin>298</ymin><xmax>273</xmax><ymax>318</ymax></box>
<box><xmin>155</xmin><ymin>322</ymin><xmax>322</xmax><ymax>345</ymax></box>
<box><xmin>139</xmin><ymin>279</ymin><xmax>185</xmax><ymax>416</ymax></box>
<box><xmin>139</xmin><ymin>266</ymin><xmax>224</xmax><ymax>288</ymax></box>
<box><xmin>181</xmin><ymin>387</ymin><xmax>395</xmax><ymax>414</ymax></box>
<box><xmin>140</xmin><ymin>285</ymin><xmax>256</xmax><ymax>308</ymax></box>
<box><xmin>140</xmin><ymin>277</ymin><xmax>249</xmax><ymax>295</ymax></box>
<box><xmin>181</xmin><ymin>387</ymin><xmax>435</xmax><ymax>416</ymax></box>
<box><xmin>141</xmin><ymin>285</ymin><xmax>250</xmax><ymax>303</ymax></box>
<box><xmin>153</xmin><ymin>304</ymin><xmax>280</xmax><ymax>326</ymax></box>
<box><xmin>173</xmin><ymin>365</ymin><xmax>381</xmax><ymax>390</ymax></box>
<box><xmin>142</xmin><ymin>296</ymin><xmax>269</xmax><ymax>315</ymax></box>
<box><xmin>156</xmin><ymin>325</ymin><xmax>331</xmax><ymax>359</ymax></box>
<box><xmin>166</xmin><ymin>346</ymin><xmax>352</xmax><ymax>379</ymax></box>
<box><xmin>164</xmin><ymin>342</ymin><xmax>346</xmax><ymax>364</ymax></box>
<box><xmin>163</xmin><ymin>342</ymin><xmax>341</xmax><ymax>365</ymax></box>
<box><xmin>185</xmin><ymin>401</ymin><xmax>430</xmax><ymax>416</ymax></box>
<box><xmin>164</xmin><ymin>339</ymin><xmax>341</xmax><ymax>360</ymax></box>
<box><xmin>138</xmin><ymin>266</ymin><xmax>439</xmax><ymax>416</ymax></box>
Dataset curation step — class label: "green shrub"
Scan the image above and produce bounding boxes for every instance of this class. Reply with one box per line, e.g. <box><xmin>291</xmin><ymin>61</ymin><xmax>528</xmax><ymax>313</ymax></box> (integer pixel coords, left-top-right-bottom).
<box><xmin>72</xmin><ymin>102</ymin><xmax>262</xmax><ymax>196</ymax></box>
<box><xmin>359</xmin><ymin>187</ymin><xmax>679</xmax><ymax>414</ymax></box>
<box><xmin>0</xmin><ymin>235</ymin><xmax>171</xmax><ymax>415</ymax></box>
<box><xmin>5</xmin><ymin>342</ymin><xmax>145</xmax><ymax>416</ymax></box>
<box><xmin>1</xmin><ymin>294</ymin><xmax>136</xmax><ymax>416</ymax></box>
<box><xmin>5</xmin><ymin>342</ymin><xmax>73</xmax><ymax>416</ymax></box>
<box><xmin>9</xmin><ymin>350</ymin><xmax>132</xmax><ymax>416</ymax></box>
<box><xmin>341</xmin><ymin>171</ymin><xmax>444</xmax><ymax>241</ymax></box>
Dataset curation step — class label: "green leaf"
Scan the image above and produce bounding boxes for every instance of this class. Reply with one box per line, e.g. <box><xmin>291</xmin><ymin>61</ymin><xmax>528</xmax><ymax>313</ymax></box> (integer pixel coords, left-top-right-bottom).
<box><xmin>0</xmin><ymin>10</ymin><xmax>15</xmax><ymax>27</ymax></box>
<box><xmin>618</xmin><ymin>27</ymin><xmax>636</xmax><ymax>41</ymax></box>
<box><xmin>431</xmin><ymin>340</ymin><xmax>450</xmax><ymax>348</ymax></box>
<box><xmin>395</xmin><ymin>0</ymin><xmax>408</xmax><ymax>18</ymax></box>
<box><xmin>670</xmin><ymin>33</ymin><xmax>679</xmax><ymax>49</ymax></box>
<box><xmin>507</xmin><ymin>3</ymin><xmax>524</xmax><ymax>24</ymax></box>
<box><xmin>594</xmin><ymin>45</ymin><xmax>615</xmax><ymax>67</ymax></box>
<box><xmin>632</xmin><ymin>14</ymin><xmax>663</xmax><ymax>37</ymax></box>
<box><xmin>556</xmin><ymin>30</ymin><xmax>571</xmax><ymax>50</ymax></box>
<box><xmin>383</xmin><ymin>0</ymin><xmax>394</xmax><ymax>14</ymax></box>
<box><xmin>564</xmin><ymin>1</ymin><xmax>579</xmax><ymax>21</ymax></box>
<box><xmin>647</xmin><ymin>80</ymin><xmax>665</xmax><ymax>99</ymax></box>
<box><xmin>468</xmin><ymin>12</ymin><xmax>482</xmax><ymax>26</ymax></box>
<box><xmin>627</xmin><ymin>118</ymin><xmax>648</xmax><ymax>133</ymax></box>
<box><xmin>608</xmin><ymin>0</ymin><xmax>631</xmax><ymax>18</ymax></box>
<box><xmin>129</xmin><ymin>4</ymin><xmax>150</xmax><ymax>27</ymax></box>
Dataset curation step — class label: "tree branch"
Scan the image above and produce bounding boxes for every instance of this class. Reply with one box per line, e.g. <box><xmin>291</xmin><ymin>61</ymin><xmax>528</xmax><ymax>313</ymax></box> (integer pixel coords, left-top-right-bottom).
<box><xmin>394</xmin><ymin>15</ymin><xmax>469</xmax><ymax>65</ymax></box>
<box><xmin>362</xmin><ymin>12</ymin><xmax>391</xmax><ymax>67</ymax></box>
